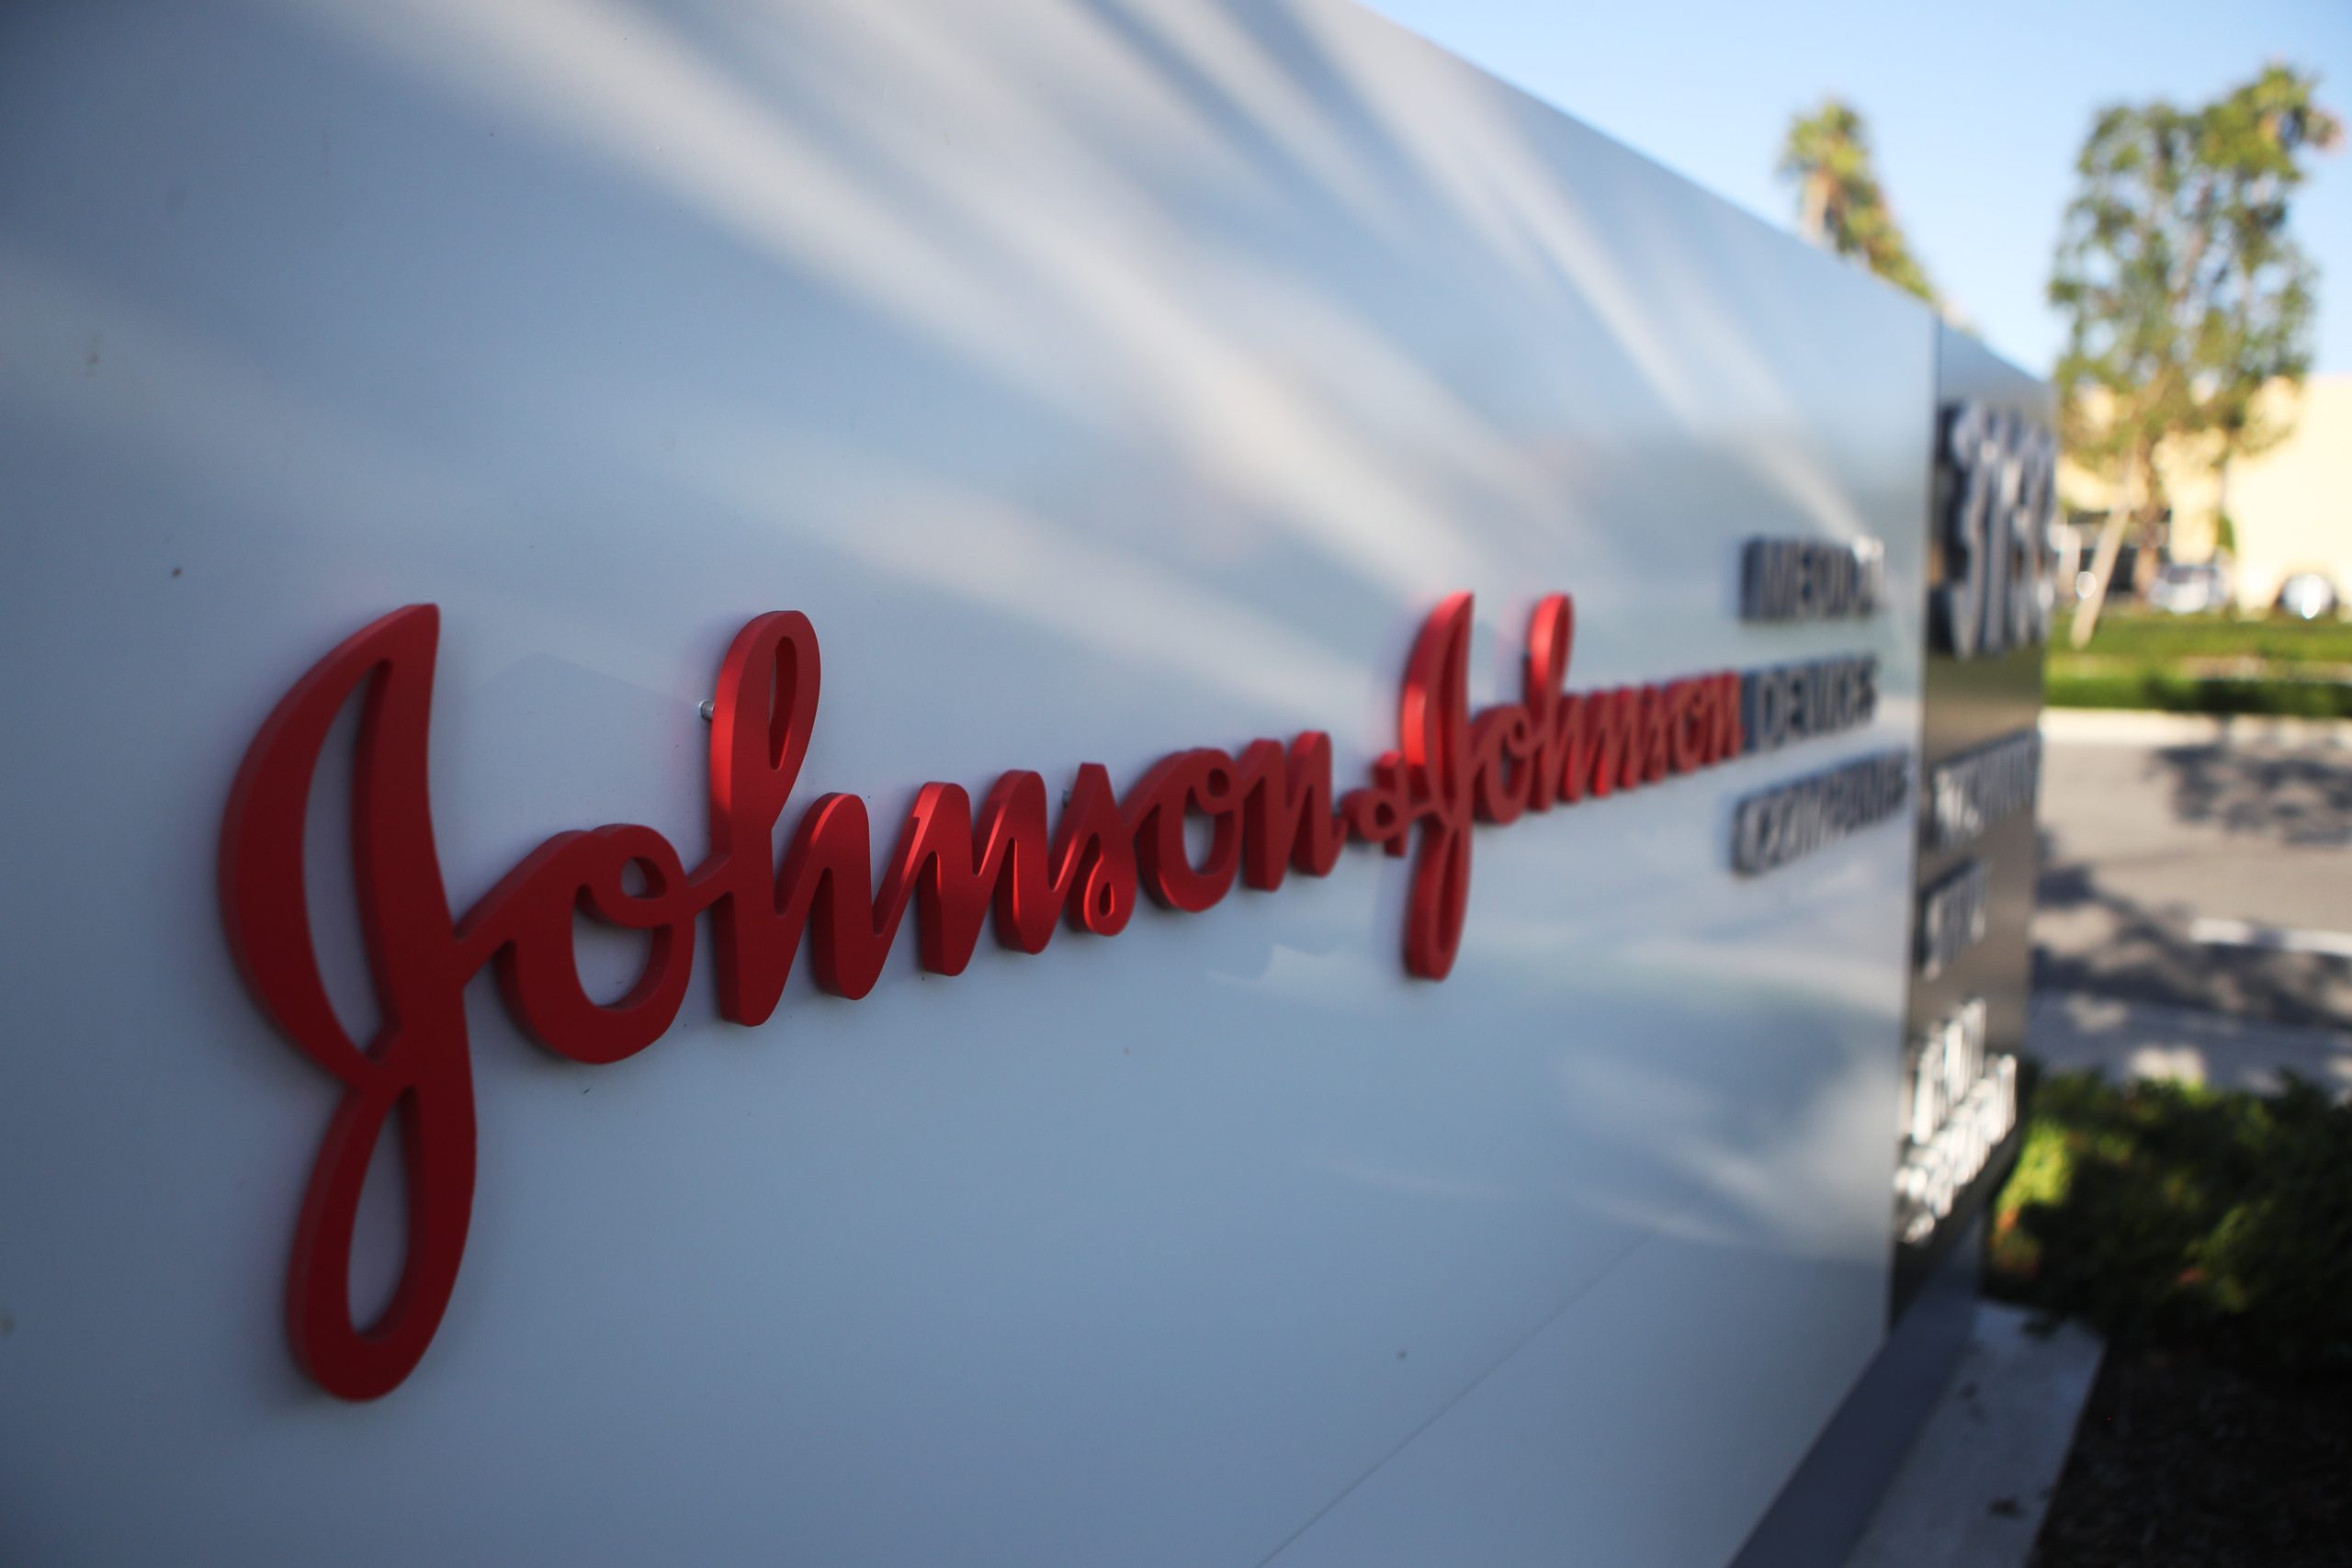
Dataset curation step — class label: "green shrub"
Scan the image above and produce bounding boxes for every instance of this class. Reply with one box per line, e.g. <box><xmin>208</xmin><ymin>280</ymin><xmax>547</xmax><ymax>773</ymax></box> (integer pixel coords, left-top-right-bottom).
<box><xmin>2043</xmin><ymin>668</ymin><xmax>2352</xmax><ymax>716</ymax></box>
<box><xmin>1987</xmin><ymin>1069</ymin><xmax>2352</xmax><ymax>1377</ymax></box>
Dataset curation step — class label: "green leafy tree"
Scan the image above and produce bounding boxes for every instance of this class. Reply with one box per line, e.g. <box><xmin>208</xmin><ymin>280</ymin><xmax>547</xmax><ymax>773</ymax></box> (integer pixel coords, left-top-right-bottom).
<box><xmin>2052</xmin><ymin>66</ymin><xmax>2340</xmax><ymax>640</ymax></box>
<box><xmin>2199</xmin><ymin>67</ymin><xmax>2343</xmax><ymax>538</ymax></box>
<box><xmin>1778</xmin><ymin>97</ymin><xmax>1939</xmax><ymax>305</ymax></box>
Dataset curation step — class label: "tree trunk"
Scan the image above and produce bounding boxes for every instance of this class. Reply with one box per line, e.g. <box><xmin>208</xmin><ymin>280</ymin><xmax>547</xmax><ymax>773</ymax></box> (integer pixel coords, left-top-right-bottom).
<box><xmin>1800</xmin><ymin>174</ymin><xmax>1830</xmax><ymax>248</ymax></box>
<box><xmin>2213</xmin><ymin>457</ymin><xmax>2235</xmax><ymax>607</ymax></box>
<box><xmin>2071</xmin><ymin>463</ymin><xmax>2136</xmax><ymax>649</ymax></box>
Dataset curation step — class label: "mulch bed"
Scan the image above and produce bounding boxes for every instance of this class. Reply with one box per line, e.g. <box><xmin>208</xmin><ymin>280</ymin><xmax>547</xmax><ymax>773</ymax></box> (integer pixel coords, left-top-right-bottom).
<box><xmin>2032</xmin><ymin>1342</ymin><xmax>2352</xmax><ymax>1566</ymax></box>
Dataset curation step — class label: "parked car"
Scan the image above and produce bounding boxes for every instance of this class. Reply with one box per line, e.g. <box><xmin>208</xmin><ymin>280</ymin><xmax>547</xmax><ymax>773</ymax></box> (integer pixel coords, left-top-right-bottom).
<box><xmin>2148</xmin><ymin>560</ymin><xmax>2231</xmax><ymax>614</ymax></box>
<box><xmin>2274</xmin><ymin>571</ymin><xmax>2341</xmax><ymax>621</ymax></box>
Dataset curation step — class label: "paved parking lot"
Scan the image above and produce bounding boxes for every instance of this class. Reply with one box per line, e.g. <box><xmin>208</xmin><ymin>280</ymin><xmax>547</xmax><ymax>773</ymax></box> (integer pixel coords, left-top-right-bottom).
<box><xmin>2032</xmin><ymin>711</ymin><xmax>2352</xmax><ymax>1092</ymax></box>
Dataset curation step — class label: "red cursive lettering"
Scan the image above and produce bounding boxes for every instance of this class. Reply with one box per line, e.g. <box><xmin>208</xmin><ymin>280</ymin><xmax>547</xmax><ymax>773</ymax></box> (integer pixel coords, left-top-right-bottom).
<box><xmin>220</xmin><ymin>592</ymin><xmax>1747</xmax><ymax>1399</ymax></box>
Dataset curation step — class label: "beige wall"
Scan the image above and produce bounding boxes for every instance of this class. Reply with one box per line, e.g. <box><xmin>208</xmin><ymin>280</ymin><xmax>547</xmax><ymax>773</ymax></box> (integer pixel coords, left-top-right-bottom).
<box><xmin>2059</xmin><ymin>373</ymin><xmax>2352</xmax><ymax>609</ymax></box>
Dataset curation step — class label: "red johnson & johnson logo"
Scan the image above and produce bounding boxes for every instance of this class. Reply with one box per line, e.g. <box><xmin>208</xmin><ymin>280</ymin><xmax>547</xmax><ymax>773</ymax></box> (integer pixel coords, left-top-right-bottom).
<box><xmin>220</xmin><ymin>593</ymin><xmax>1812</xmax><ymax>1400</ymax></box>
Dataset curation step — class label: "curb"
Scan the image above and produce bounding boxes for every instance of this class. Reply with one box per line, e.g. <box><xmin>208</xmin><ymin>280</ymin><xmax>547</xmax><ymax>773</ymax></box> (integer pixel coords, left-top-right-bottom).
<box><xmin>2027</xmin><ymin>990</ymin><xmax>2352</xmax><ymax>1100</ymax></box>
<box><xmin>1843</xmin><ymin>1303</ymin><xmax>2105</xmax><ymax>1568</ymax></box>
<box><xmin>2039</xmin><ymin>708</ymin><xmax>2352</xmax><ymax>747</ymax></box>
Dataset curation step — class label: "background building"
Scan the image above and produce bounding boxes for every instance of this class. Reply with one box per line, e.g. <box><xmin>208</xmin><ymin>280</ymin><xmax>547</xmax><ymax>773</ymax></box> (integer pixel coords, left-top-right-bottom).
<box><xmin>2061</xmin><ymin>374</ymin><xmax>2352</xmax><ymax>613</ymax></box>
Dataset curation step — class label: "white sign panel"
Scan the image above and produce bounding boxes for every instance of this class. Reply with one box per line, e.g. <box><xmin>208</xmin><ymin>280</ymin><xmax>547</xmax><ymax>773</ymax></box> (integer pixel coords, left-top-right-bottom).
<box><xmin>0</xmin><ymin>4</ymin><xmax>1944</xmax><ymax>1564</ymax></box>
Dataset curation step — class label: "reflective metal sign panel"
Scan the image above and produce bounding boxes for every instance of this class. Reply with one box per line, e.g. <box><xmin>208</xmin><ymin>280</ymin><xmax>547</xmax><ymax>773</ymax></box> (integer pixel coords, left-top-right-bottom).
<box><xmin>1890</xmin><ymin>328</ymin><xmax>2053</xmax><ymax>1319</ymax></box>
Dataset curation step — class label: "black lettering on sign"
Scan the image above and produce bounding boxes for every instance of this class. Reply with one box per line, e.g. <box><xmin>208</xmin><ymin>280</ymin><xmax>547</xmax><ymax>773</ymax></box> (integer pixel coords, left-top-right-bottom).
<box><xmin>1933</xmin><ymin>402</ymin><xmax>2055</xmax><ymax>660</ymax></box>
<box><xmin>1741</xmin><ymin>537</ymin><xmax>1885</xmax><ymax>622</ymax></box>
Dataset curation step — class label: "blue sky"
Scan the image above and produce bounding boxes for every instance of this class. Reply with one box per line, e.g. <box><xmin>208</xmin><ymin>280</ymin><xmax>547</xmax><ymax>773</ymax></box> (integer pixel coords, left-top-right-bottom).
<box><xmin>1362</xmin><ymin>0</ymin><xmax>2352</xmax><ymax>377</ymax></box>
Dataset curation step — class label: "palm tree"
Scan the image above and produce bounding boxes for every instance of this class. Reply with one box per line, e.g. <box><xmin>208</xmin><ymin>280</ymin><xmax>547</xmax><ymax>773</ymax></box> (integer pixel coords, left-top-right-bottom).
<box><xmin>1779</xmin><ymin>97</ymin><xmax>1939</xmax><ymax>306</ymax></box>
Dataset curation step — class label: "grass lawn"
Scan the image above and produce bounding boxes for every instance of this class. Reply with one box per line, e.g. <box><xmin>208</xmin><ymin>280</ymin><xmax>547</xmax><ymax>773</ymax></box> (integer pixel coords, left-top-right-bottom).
<box><xmin>2045</xmin><ymin>610</ymin><xmax>2352</xmax><ymax>716</ymax></box>
<box><xmin>2049</xmin><ymin>611</ymin><xmax>2352</xmax><ymax>666</ymax></box>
